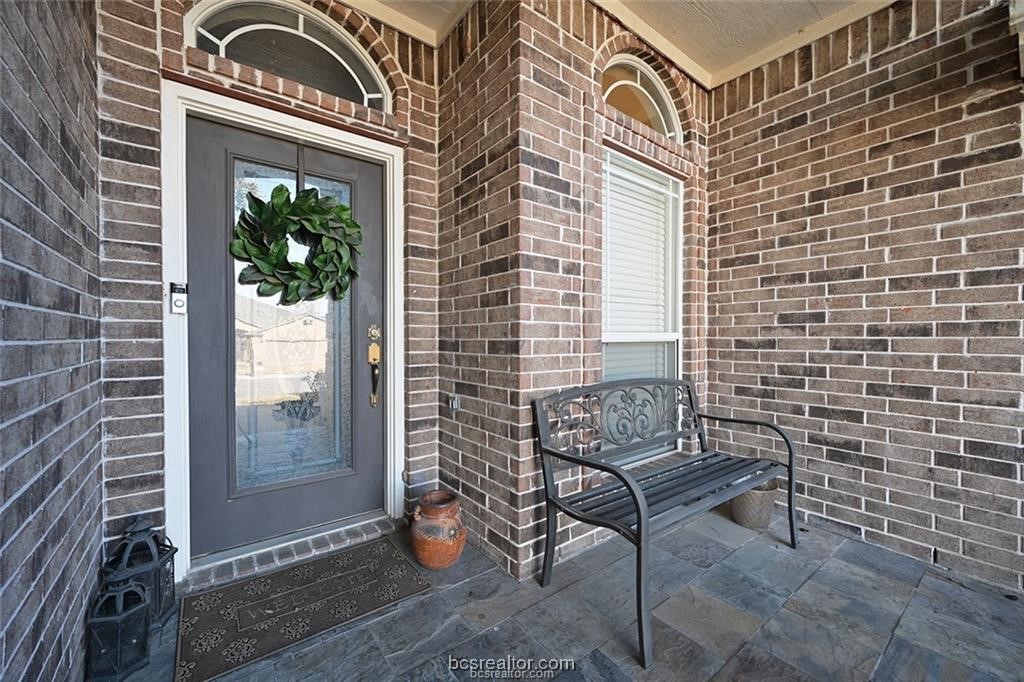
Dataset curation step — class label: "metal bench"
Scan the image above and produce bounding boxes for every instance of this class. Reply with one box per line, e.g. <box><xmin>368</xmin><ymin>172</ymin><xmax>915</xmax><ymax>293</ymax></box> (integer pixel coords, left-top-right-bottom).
<box><xmin>532</xmin><ymin>378</ymin><xmax>797</xmax><ymax>667</ymax></box>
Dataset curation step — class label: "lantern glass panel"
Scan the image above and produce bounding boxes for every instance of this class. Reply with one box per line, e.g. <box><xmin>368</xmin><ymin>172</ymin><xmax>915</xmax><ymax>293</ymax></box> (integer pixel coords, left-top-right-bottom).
<box><xmin>87</xmin><ymin>583</ymin><xmax>150</xmax><ymax>680</ymax></box>
<box><xmin>119</xmin><ymin>609</ymin><xmax>150</xmax><ymax>667</ymax></box>
<box><xmin>87</xmin><ymin>624</ymin><xmax>119</xmax><ymax>678</ymax></box>
<box><xmin>158</xmin><ymin>560</ymin><xmax>175</xmax><ymax>617</ymax></box>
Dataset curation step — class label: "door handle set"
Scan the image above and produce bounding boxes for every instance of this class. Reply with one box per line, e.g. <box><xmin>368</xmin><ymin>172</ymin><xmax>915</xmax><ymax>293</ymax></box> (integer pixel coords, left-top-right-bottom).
<box><xmin>368</xmin><ymin>324</ymin><xmax>381</xmax><ymax>407</ymax></box>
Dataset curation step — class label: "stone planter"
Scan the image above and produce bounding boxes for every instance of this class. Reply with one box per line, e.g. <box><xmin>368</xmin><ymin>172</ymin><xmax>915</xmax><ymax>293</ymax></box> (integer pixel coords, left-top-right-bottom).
<box><xmin>730</xmin><ymin>479</ymin><xmax>780</xmax><ymax>531</ymax></box>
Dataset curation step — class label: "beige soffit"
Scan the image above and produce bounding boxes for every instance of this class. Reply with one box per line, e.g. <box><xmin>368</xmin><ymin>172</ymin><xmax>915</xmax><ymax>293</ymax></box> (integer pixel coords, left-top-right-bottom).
<box><xmin>342</xmin><ymin>1</ymin><xmax>895</xmax><ymax>89</ymax></box>
<box><xmin>593</xmin><ymin>0</ymin><xmax>892</xmax><ymax>88</ymax></box>
<box><xmin>340</xmin><ymin>0</ymin><xmax>474</xmax><ymax>45</ymax></box>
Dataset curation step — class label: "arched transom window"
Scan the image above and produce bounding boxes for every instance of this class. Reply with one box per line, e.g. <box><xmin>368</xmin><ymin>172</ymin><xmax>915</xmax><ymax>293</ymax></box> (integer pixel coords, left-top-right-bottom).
<box><xmin>602</xmin><ymin>56</ymin><xmax>679</xmax><ymax>139</ymax></box>
<box><xmin>190</xmin><ymin>1</ymin><xmax>388</xmax><ymax>111</ymax></box>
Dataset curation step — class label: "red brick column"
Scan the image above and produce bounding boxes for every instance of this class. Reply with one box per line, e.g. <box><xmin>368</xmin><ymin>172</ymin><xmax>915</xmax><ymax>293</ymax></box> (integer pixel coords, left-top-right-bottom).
<box><xmin>437</xmin><ymin>0</ymin><xmax>708</xmax><ymax>579</ymax></box>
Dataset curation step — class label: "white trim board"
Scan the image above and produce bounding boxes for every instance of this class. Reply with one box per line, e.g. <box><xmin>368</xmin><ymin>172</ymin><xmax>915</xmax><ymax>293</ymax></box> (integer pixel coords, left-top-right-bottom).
<box><xmin>160</xmin><ymin>80</ymin><xmax>406</xmax><ymax>578</ymax></box>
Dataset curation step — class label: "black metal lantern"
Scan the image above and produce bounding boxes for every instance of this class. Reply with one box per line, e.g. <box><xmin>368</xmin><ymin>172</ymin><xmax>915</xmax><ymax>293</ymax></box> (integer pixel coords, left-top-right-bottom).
<box><xmin>86</xmin><ymin>581</ymin><xmax>150</xmax><ymax>681</ymax></box>
<box><xmin>103</xmin><ymin>519</ymin><xmax>178</xmax><ymax>626</ymax></box>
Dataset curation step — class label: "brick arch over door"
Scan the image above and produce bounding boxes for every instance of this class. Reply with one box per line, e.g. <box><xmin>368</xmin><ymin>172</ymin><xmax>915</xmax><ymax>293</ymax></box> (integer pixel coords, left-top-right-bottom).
<box><xmin>594</xmin><ymin>34</ymin><xmax>696</xmax><ymax>145</ymax></box>
<box><xmin>172</xmin><ymin>0</ymin><xmax>412</xmax><ymax>124</ymax></box>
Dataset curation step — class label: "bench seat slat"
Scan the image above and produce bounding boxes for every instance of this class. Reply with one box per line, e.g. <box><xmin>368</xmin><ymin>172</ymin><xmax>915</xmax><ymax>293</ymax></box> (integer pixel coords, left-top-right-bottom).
<box><xmin>613</xmin><ymin>464</ymin><xmax>782</xmax><ymax>528</ymax></box>
<box><xmin>643</xmin><ymin>462</ymin><xmax>781</xmax><ymax>520</ymax></box>
<box><xmin>563</xmin><ymin>452</ymin><xmax>784</xmax><ymax>526</ymax></box>
<box><xmin>644</xmin><ymin>467</ymin><xmax>783</xmax><ymax>533</ymax></box>
<box><xmin>581</xmin><ymin>454</ymin><xmax>751</xmax><ymax>518</ymax></box>
<box><xmin>605</xmin><ymin>460</ymin><xmax>778</xmax><ymax>524</ymax></box>
<box><xmin>567</xmin><ymin>451</ymin><xmax>743</xmax><ymax>512</ymax></box>
<box><xmin>566</xmin><ymin>452</ymin><xmax>720</xmax><ymax>505</ymax></box>
<box><xmin>640</xmin><ymin>459</ymin><xmax>774</xmax><ymax>515</ymax></box>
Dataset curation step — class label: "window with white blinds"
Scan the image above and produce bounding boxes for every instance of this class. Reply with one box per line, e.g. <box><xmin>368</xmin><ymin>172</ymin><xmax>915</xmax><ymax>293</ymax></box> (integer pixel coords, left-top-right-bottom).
<box><xmin>602</xmin><ymin>150</ymin><xmax>681</xmax><ymax>380</ymax></box>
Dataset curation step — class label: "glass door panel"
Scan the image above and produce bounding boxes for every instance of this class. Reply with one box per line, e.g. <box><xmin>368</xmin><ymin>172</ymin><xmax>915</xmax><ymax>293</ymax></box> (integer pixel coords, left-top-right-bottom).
<box><xmin>231</xmin><ymin>161</ymin><xmax>353</xmax><ymax>491</ymax></box>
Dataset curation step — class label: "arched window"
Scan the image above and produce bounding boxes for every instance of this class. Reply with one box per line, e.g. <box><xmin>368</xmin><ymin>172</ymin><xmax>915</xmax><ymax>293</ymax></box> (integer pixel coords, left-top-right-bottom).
<box><xmin>189</xmin><ymin>1</ymin><xmax>388</xmax><ymax>111</ymax></box>
<box><xmin>602</xmin><ymin>56</ymin><xmax>679</xmax><ymax>139</ymax></box>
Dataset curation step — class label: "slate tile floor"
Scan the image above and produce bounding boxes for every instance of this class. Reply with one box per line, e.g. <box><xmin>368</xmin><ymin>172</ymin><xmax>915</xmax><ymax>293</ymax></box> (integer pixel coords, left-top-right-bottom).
<box><xmin>132</xmin><ymin>511</ymin><xmax>1024</xmax><ymax>681</ymax></box>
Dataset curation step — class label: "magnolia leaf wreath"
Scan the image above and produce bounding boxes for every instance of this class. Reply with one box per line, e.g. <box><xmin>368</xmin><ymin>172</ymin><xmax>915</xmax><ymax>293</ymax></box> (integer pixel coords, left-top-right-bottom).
<box><xmin>230</xmin><ymin>184</ymin><xmax>363</xmax><ymax>306</ymax></box>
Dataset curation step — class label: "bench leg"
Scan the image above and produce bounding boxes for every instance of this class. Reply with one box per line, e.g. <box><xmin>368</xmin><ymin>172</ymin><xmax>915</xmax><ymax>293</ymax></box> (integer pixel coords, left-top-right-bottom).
<box><xmin>788</xmin><ymin>471</ymin><xmax>798</xmax><ymax>549</ymax></box>
<box><xmin>540</xmin><ymin>501</ymin><xmax>557</xmax><ymax>587</ymax></box>
<box><xmin>635</xmin><ymin>540</ymin><xmax>653</xmax><ymax>668</ymax></box>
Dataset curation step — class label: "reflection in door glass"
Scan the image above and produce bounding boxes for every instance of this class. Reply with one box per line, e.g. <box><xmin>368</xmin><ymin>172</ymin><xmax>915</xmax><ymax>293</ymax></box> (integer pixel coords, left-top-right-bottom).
<box><xmin>232</xmin><ymin>162</ymin><xmax>354</xmax><ymax>490</ymax></box>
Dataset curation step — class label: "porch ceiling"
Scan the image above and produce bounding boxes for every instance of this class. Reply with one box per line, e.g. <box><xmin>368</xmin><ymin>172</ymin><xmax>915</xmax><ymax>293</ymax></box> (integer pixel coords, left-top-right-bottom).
<box><xmin>599</xmin><ymin>0</ymin><xmax>891</xmax><ymax>86</ymax></box>
<box><xmin>347</xmin><ymin>0</ymin><xmax>891</xmax><ymax>88</ymax></box>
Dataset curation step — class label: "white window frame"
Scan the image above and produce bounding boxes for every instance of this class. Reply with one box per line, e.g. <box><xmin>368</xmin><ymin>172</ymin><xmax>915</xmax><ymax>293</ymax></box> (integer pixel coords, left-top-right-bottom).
<box><xmin>184</xmin><ymin>0</ymin><xmax>390</xmax><ymax>113</ymax></box>
<box><xmin>602</xmin><ymin>55</ymin><xmax>680</xmax><ymax>139</ymax></box>
<box><xmin>601</xmin><ymin>148</ymin><xmax>683</xmax><ymax>380</ymax></box>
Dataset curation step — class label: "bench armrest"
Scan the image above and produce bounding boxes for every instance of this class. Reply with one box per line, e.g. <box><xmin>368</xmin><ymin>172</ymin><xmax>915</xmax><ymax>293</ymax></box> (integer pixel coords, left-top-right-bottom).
<box><xmin>538</xmin><ymin>445</ymin><xmax>650</xmax><ymax>538</ymax></box>
<box><xmin>696</xmin><ymin>412</ymin><xmax>796</xmax><ymax>472</ymax></box>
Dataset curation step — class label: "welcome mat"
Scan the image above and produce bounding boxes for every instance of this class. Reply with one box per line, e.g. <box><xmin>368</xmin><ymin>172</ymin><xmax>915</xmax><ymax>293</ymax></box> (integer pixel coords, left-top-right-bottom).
<box><xmin>174</xmin><ymin>538</ymin><xmax>429</xmax><ymax>680</ymax></box>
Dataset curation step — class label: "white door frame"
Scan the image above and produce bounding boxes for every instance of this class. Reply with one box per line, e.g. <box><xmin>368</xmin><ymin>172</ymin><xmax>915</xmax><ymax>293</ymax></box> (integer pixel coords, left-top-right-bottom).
<box><xmin>160</xmin><ymin>80</ymin><xmax>406</xmax><ymax>577</ymax></box>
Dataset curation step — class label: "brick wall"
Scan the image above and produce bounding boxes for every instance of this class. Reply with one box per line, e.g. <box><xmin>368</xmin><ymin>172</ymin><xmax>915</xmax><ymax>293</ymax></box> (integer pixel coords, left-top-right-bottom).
<box><xmin>436</xmin><ymin>0</ymin><xmax>524</xmax><ymax>575</ymax></box>
<box><xmin>707</xmin><ymin>0</ymin><xmax>1024</xmax><ymax>590</ymax></box>
<box><xmin>97</xmin><ymin>0</ymin><xmax>167</xmax><ymax>543</ymax></box>
<box><xmin>95</xmin><ymin>0</ymin><xmax>442</xmax><ymax>548</ymax></box>
<box><xmin>437</xmin><ymin>0</ymin><xmax>708</xmax><ymax>579</ymax></box>
<box><xmin>0</xmin><ymin>1</ymin><xmax>104</xmax><ymax>679</ymax></box>
<box><xmin>5</xmin><ymin>2</ymin><xmax>1023</xmax><ymax>677</ymax></box>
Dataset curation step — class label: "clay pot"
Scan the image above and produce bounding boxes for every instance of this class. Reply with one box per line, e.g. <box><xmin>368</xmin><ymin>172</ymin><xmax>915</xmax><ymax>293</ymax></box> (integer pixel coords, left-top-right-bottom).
<box><xmin>731</xmin><ymin>479</ymin><xmax>780</xmax><ymax>531</ymax></box>
<box><xmin>410</xmin><ymin>490</ymin><xmax>467</xmax><ymax>570</ymax></box>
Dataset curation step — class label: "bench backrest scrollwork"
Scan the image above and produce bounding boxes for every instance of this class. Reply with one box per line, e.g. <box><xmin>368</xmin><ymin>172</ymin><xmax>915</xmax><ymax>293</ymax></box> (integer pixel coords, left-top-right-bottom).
<box><xmin>532</xmin><ymin>378</ymin><xmax>705</xmax><ymax>464</ymax></box>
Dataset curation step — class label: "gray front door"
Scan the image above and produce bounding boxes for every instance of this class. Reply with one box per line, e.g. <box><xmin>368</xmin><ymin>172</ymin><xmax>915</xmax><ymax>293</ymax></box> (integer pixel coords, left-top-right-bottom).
<box><xmin>186</xmin><ymin>116</ymin><xmax>385</xmax><ymax>558</ymax></box>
